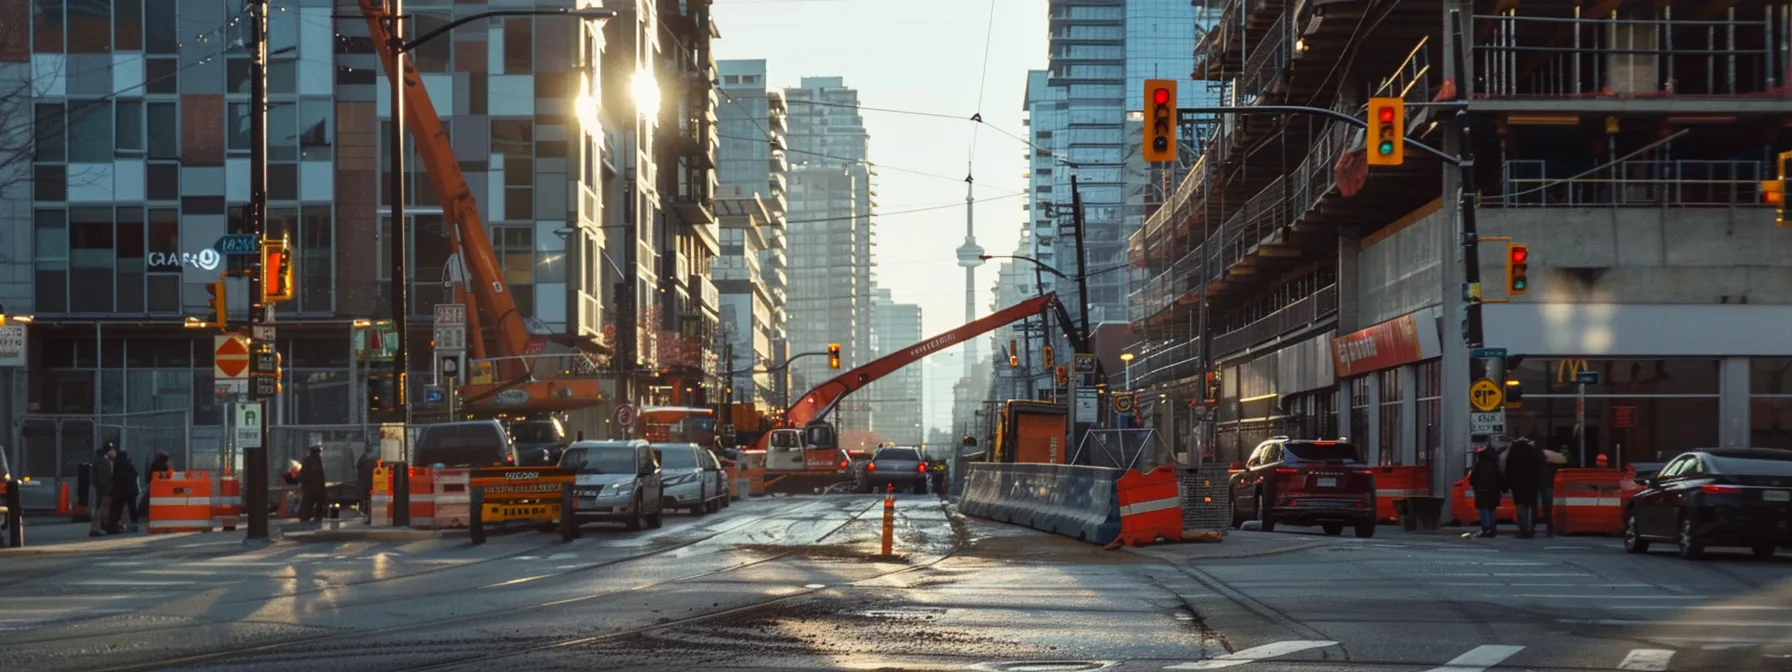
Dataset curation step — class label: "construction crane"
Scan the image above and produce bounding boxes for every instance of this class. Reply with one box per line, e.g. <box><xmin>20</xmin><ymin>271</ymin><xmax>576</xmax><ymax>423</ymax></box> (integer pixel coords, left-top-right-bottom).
<box><xmin>752</xmin><ymin>292</ymin><xmax>1086</xmax><ymax>492</ymax></box>
<box><xmin>360</xmin><ymin>0</ymin><xmax>606</xmax><ymax>415</ymax></box>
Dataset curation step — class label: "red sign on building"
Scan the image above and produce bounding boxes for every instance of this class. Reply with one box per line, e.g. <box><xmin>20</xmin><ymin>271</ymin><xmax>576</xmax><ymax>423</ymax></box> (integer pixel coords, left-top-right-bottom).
<box><xmin>1612</xmin><ymin>406</ymin><xmax>1638</xmax><ymax>428</ymax></box>
<box><xmin>1329</xmin><ymin>313</ymin><xmax>1438</xmax><ymax>378</ymax></box>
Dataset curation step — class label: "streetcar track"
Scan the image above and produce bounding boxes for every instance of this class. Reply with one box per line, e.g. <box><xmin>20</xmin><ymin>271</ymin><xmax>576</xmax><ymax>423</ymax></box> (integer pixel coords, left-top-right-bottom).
<box><xmin>8</xmin><ymin>497</ymin><xmax>836</xmax><ymax>650</ymax></box>
<box><xmin>383</xmin><ymin>497</ymin><xmax>964</xmax><ymax>672</ymax></box>
<box><xmin>83</xmin><ymin>495</ymin><xmax>899</xmax><ymax>672</ymax></box>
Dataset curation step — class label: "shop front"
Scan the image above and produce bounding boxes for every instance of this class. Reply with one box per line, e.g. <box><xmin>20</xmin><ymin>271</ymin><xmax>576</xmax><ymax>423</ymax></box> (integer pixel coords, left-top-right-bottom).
<box><xmin>1330</xmin><ymin>307</ymin><xmax>1443</xmax><ymax>466</ymax></box>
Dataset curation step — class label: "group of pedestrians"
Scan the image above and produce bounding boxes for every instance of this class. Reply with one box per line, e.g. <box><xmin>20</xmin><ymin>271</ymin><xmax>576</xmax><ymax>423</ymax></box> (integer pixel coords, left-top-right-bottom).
<box><xmin>88</xmin><ymin>442</ymin><xmax>172</xmax><ymax>536</ymax></box>
<box><xmin>1469</xmin><ymin>437</ymin><xmax>1566</xmax><ymax>539</ymax></box>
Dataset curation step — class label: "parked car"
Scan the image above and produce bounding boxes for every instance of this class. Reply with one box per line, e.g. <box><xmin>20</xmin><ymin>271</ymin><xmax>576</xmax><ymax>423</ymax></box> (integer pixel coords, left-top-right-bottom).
<box><xmin>654</xmin><ymin>443</ymin><xmax>729</xmax><ymax>514</ymax></box>
<box><xmin>862</xmin><ymin>445</ymin><xmax>930</xmax><ymax>494</ymax></box>
<box><xmin>560</xmin><ymin>440</ymin><xmax>663</xmax><ymax>531</ymax></box>
<box><xmin>507</xmin><ymin>417</ymin><xmax>571</xmax><ymax>466</ymax></box>
<box><xmin>414</xmin><ymin>420</ymin><xmax>518</xmax><ymax>468</ymax></box>
<box><xmin>1624</xmin><ymin>448</ymin><xmax>1792</xmax><ymax>560</ymax></box>
<box><xmin>1229</xmin><ymin>437</ymin><xmax>1377</xmax><ymax>537</ymax></box>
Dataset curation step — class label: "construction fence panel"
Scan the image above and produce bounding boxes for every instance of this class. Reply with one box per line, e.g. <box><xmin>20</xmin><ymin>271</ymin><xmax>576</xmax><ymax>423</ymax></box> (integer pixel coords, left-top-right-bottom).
<box><xmin>1178</xmin><ymin>465</ymin><xmax>1234</xmax><ymax>533</ymax></box>
<box><xmin>17</xmin><ymin>411</ymin><xmax>194</xmax><ymax>480</ymax></box>
<box><xmin>267</xmin><ymin>425</ymin><xmax>378</xmax><ymax>504</ymax></box>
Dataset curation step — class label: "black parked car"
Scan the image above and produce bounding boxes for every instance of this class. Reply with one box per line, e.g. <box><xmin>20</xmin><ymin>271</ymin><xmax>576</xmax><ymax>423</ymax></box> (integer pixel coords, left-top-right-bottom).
<box><xmin>1624</xmin><ymin>448</ymin><xmax>1792</xmax><ymax>560</ymax></box>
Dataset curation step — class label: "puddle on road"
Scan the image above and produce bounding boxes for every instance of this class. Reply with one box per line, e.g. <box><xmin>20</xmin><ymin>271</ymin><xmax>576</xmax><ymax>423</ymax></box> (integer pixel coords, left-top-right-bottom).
<box><xmin>856</xmin><ymin>607</ymin><xmax>947</xmax><ymax>620</ymax></box>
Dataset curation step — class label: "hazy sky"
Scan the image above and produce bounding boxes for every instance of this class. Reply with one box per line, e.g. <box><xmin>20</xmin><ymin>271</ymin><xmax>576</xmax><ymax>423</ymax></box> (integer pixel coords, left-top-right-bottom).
<box><xmin>711</xmin><ymin>0</ymin><xmax>1047</xmax><ymax>336</ymax></box>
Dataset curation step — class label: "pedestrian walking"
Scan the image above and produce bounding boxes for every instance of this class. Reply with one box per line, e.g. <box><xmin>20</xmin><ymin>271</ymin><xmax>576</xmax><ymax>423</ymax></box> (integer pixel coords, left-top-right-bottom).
<box><xmin>1504</xmin><ymin>437</ymin><xmax>1546</xmax><ymax>538</ymax></box>
<box><xmin>90</xmin><ymin>443</ymin><xmax>116</xmax><ymax>536</ymax></box>
<box><xmin>356</xmin><ymin>447</ymin><xmax>378</xmax><ymax>519</ymax></box>
<box><xmin>298</xmin><ymin>445</ymin><xmax>328</xmax><ymax>522</ymax></box>
<box><xmin>1469</xmin><ymin>444</ymin><xmax>1503</xmax><ymax>538</ymax></box>
<box><xmin>112</xmin><ymin>450</ymin><xmax>142</xmax><ymax>532</ymax></box>
<box><xmin>1538</xmin><ymin>442</ymin><xmax>1567</xmax><ymax>537</ymax></box>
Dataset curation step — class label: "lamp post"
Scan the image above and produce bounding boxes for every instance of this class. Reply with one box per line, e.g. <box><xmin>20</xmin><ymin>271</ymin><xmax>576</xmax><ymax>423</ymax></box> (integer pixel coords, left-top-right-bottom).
<box><xmin>1120</xmin><ymin>351</ymin><xmax>1134</xmax><ymax>391</ymax></box>
<box><xmin>377</xmin><ymin>3</ymin><xmax>614</xmax><ymax>458</ymax></box>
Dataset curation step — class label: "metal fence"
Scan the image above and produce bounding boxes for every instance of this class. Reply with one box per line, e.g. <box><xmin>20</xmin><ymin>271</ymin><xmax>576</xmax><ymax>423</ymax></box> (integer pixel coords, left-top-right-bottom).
<box><xmin>266</xmin><ymin>425</ymin><xmax>378</xmax><ymax>489</ymax></box>
<box><xmin>1073</xmin><ymin>428</ymin><xmax>1175</xmax><ymax>472</ymax></box>
<box><xmin>18</xmin><ymin>410</ymin><xmax>194</xmax><ymax>479</ymax></box>
<box><xmin>1489</xmin><ymin>159</ymin><xmax>1765</xmax><ymax>208</ymax></box>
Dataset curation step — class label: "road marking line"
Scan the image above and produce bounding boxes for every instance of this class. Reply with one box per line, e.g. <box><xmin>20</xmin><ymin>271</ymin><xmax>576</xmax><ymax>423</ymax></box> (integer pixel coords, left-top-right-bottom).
<box><xmin>1519</xmin><ymin>595</ymin><xmax>1710</xmax><ymax>600</ymax></box>
<box><xmin>1425</xmin><ymin>644</ymin><xmax>1525</xmax><ymax>672</ymax></box>
<box><xmin>1434</xmin><ymin>572</ymin><xmax>1590</xmax><ymax>577</ymax></box>
<box><xmin>69</xmin><ymin>580</ymin><xmax>197</xmax><ymax>587</ymax></box>
<box><xmin>1435</xmin><ymin>582</ymin><xmax>1653</xmax><ymax>588</ymax></box>
<box><xmin>1165</xmin><ymin>640</ymin><xmax>1337</xmax><ymax>670</ymax></box>
<box><xmin>1612</xmin><ymin>605</ymin><xmax>1792</xmax><ymax>611</ymax></box>
<box><xmin>482</xmin><ymin>574</ymin><xmax>551</xmax><ymax>589</ymax></box>
<box><xmin>1568</xmin><ymin>618</ymin><xmax>1792</xmax><ymax>627</ymax></box>
<box><xmin>1618</xmin><ymin>649</ymin><xmax>1675</xmax><ymax>671</ymax></box>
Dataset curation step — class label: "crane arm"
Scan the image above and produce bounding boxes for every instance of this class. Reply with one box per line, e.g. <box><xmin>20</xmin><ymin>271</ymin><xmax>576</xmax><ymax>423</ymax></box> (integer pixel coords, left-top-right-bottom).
<box><xmin>785</xmin><ymin>293</ymin><xmax>1076</xmax><ymax>428</ymax></box>
<box><xmin>360</xmin><ymin>0</ymin><xmax>531</xmax><ymax>370</ymax></box>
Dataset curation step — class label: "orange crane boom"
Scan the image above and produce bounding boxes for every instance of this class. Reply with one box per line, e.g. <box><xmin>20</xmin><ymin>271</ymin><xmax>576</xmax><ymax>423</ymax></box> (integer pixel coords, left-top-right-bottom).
<box><xmin>360</xmin><ymin>0</ymin><xmax>602</xmax><ymax>414</ymax></box>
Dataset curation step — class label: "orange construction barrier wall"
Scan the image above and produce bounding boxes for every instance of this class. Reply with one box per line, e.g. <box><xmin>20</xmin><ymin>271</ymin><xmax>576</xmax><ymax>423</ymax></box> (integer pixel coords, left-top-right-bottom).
<box><xmin>1371</xmin><ymin>466</ymin><xmax>1429</xmax><ymax>523</ymax></box>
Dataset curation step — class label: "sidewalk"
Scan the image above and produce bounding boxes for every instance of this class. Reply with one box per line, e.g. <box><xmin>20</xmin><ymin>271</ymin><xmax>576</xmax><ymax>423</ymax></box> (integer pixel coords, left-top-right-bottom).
<box><xmin>0</xmin><ymin>515</ymin><xmax>447</xmax><ymax>555</ymax></box>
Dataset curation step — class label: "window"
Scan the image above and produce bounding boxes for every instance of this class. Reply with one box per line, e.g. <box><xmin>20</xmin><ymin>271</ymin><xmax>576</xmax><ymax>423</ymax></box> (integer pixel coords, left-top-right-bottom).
<box><xmin>145</xmin><ymin>57</ymin><xmax>178</xmax><ymax>93</ymax></box>
<box><xmin>34</xmin><ymin>209</ymin><xmax>68</xmax><ymax>314</ymax></box>
<box><xmin>504</xmin><ymin>17</ymin><xmax>532</xmax><ymax>73</ymax></box>
<box><xmin>69</xmin><ymin>207</ymin><xmax>115</xmax><ymax>313</ymax></box>
<box><xmin>493</xmin><ymin>120</ymin><xmax>534</xmax><ymax>220</ymax></box>
<box><xmin>299</xmin><ymin>205</ymin><xmax>333</xmax><ymax>313</ymax></box>
<box><xmin>35</xmin><ymin>103</ymin><xmax>65</xmax><ymax>161</ymax></box>
<box><xmin>146</xmin><ymin>209</ymin><xmax>180</xmax><ymax>313</ymax></box>
<box><xmin>1348</xmin><ymin>376</ymin><xmax>1370</xmax><ymax>451</ymax></box>
<box><xmin>227</xmin><ymin>103</ymin><xmax>250</xmax><ymax>151</ymax></box>
<box><xmin>144</xmin><ymin>0</ymin><xmax>175</xmax><ymax>53</ymax></box>
<box><xmin>494</xmin><ymin>226</ymin><xmax>534</xmax><ymax>286</ymax></box>
<box><xmin>1415</xmin><ymin>360</ymin><xmax>1441</xmax><ymax>467</ymax></box>
<box><xmin>298</xmin><ymin>99</ymin><xmax>332</xmax><ymax>160</ymax></box>
<box><xmin>68</xmin><ymin>102</ymin><xmax>114</xmax><ymax>163</ymax></box>
<box><xmin>226</xmin><ymin>58</ymin><xmax>252</xmax><ymax>94</ymax></box>
<box><xmin>268</xmin><ymin>102</ymin><xmax>297</xmax><ymax>161</ymax></box>
<box><xmin>35</xmin><ymin>164</ymin><xmax>66</xmax><ymax>201</ymax></box>
<box><xmin>113</xmin><ymin>0</ymin><xmax>141</xmax><ymax>51</ymax></box>
<box><xmin>147</xmin><ymin>162</ymin><xmax>178</xmax><ymax>200</ymax></box>
<box><xmin>114</xmin><ymin>208</ymin><xmax>144</xmax><ymax>313</ymax></box>
<box><xmin>146</xmin><ymin>102</ymin><xmax>177</xmax><ymax>159</ymax></box>
<box><xmin>115</xmin><ymin>101</ymin><xmax>143</xmax><ymax>156</ymax></box>
<box><xmin>1750</xmin><ymin>358</ymin><xmax>1792</xmax><ymax>450</ymax></box>
<box><xmin>1377</xmin><ymin>368</ymin><xmax>1403</xmax><ymax>465</ymax></box>
<box><xmin>34</xmin><ymin>0</ymin><xmax>64</xmax><ymax>53</ymax></box>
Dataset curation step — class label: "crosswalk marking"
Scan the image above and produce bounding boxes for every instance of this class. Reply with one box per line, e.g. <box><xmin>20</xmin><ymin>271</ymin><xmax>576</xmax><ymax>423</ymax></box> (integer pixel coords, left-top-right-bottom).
<box><xmin>1617</xmin><ymin>649</ymin><xmax>1675</xmax><ymax>671</ymax></box>
<box><xmin>1425</xmin><ymin>644</ymin><xmax>1525</xmax><ymax>672</ymax></box>
<box><xmin>1164</xmin><ymin>640</ymin><xmax>1337</xmax><ymax>670</ymax></box>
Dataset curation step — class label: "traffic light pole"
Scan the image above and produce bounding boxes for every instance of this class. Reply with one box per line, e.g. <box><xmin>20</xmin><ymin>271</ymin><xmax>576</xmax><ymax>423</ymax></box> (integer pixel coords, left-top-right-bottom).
<box><xmin>245</xmin><ymin>0</ymin><xmax>271</xmax><ymax>541</ymax></box>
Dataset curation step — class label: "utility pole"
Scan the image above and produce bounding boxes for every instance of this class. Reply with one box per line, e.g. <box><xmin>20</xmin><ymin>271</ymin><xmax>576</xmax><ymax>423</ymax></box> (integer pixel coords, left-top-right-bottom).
<box><xmin>387</xmin><ymin>0</ymin><xmax>411</xmax><ymax>460</ymax></box>
<box><xmin>1068</xmin><ymin>175</ymin><xmax>1091</xmax><ymax>345</ymax></box>
<box><xmin>1450</xmin><ymin>10</ymin><xmax>1485</xmax><ymax>351</ymax></box>
<box><xmin>244</xmin><ymin>0</ymin><xmax>271</xmax><ymax>541</ymax></box>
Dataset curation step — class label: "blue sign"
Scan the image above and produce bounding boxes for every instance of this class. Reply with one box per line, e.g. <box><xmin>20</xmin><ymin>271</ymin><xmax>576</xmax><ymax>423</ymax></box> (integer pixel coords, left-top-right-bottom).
<box><xmin>1470</xmin><ymin>347</ymin><xmax>1508</xmax><ymax>359</ymax></box>
<box><xmin>215</xmin><ymin>234</ymin><xmax>259</xmax><ymax>255</ymax></box>
<box><xmin>1575</xmin><ymin>371</ymin><xmax>1601</xmax><ymax>385</ymax></box>
<box><xmin>424</xmin><ymin>386</ymin><xmax>445</xmax><ymax>403</ymax></box>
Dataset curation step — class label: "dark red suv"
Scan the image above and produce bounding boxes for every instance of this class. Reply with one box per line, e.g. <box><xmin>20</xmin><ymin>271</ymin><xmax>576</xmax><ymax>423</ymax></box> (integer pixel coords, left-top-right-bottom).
<box><xmin>1229</xmin><ymin>437</ymin><xmax>1377</xmax><ymax>537</ymax></box>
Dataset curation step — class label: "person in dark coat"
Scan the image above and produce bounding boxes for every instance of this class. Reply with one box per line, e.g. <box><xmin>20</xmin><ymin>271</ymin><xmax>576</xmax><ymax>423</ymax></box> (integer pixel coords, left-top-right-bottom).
<box><xmin>355</xmin><ymin>448</ymin><xmax>379</xmax><ymax>519</ymax></box>
<box><xmin>111</xmin><ymin>450</ymin><xmax>142</xmax><ymax>532</ymax></box>
<box><xmin>1469</xmin><ymin>445</ymin><xmax>1503</xmax><ymax>538</ymax></box>
<box><xmin>1503</xmin><ymin>437</ymin><xmax>1546</xmax><ymax>538</ymax></box>
<box><xmin>298</xmin><ymin>445</ymin><xmax>328</xmax><ymax>522</ymax></box>
<box><xmin>1537</xmin><ymin>442</ymin><xmax>1565</xmax><ymax>537</ymax></box>
<box><xmin>90</xmin><ymin>443</ymin><xmax>116</xmax><ymax>536</ymax></box>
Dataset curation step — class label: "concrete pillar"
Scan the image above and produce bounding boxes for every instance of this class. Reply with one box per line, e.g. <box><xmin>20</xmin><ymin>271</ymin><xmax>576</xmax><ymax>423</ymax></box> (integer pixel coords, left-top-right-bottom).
<box><xmin>1336</xmin><ymin>228</ymin><xmax>1362</xmax><ymax>334</ymax></box>
<box><xmin>1365</xmin><ymin>373</ymin><xmax>1383</xmax><ymax>465</ymax></box>
<box><xmin>1721</xmin><ymin>357</ymin><xmax>1750</xmax><ymax>448</ymax></box>
<box><xmin>1337</xmin><ymin>381</ymin><xmax>1352</xmax><ymax>439</ymax></box>
<box><xmin>1400</xmin><ymin>364</ymin><xmax>1419</xmax><ymax>464</ymax></box>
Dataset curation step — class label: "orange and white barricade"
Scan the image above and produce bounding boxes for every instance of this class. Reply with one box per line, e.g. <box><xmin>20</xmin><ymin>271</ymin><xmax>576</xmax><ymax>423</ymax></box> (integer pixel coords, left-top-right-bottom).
<box><xmin>425</xmin><ymin>468</ymin><xmax>471</xmax><ymax>529</ymax></box>
<box><xmin>212</xmin><ymin>474</ymin><xmax>241</xmax><ymax>531</ymax></box>
<box><xmin>741</xmin><ymin>450</ymin><xmax>767</xmax><ymax>497</ymax></box>
<box><xmin>1111</xmin><ymin>465</ymin><xmax>1183</xmax><ymax>547</ymax></box>
<box><xmin>148</xmin><ymin>471</ymin><xmax>216</xmax><ymax>534</ymax></box>
<box><xmin>1372</xmin><ymin>466</ymin><xmax>1429</xmax><ymax>523</ymax></box>
<box><xmin>407</xmin><ymin>467</ymin><xmax>437</xmax><ymax>528</ymax></box>
<box><xmin>1551</xmin><ymin>468</ymin><xmax>1629</xmax><ymax>535</ymax></box>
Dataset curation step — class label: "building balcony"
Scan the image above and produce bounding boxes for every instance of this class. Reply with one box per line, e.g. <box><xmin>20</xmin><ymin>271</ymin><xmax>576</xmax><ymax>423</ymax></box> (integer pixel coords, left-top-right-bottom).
<box><xmin>1482</xmin><ymin>159</ymin><xmax>1767</xmax><ymax>208</ymax></box>
<box><xmin>691</xmin><ymin>274</ymin><xmax>720</xmax><ymax>313</ymax></box>
<box><xmin>1209</xmin><ymin>283</ymin><xmax>1337</xmax><ymax>360</ymax></box>
<box><xmin>1471</xmin><ymin>8</ymin><xmax>1792</xmax><ymax>111</ymax></box>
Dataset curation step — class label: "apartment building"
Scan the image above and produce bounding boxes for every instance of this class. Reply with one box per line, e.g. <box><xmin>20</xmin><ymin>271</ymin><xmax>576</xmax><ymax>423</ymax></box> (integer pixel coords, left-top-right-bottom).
<box><xmin>715</xmin><ymin>59</ymin><xmax>789</xmax><ymax>410</ymax></box>
<box><xmin>1129</xmin><ymin>0</ymin><xmax>1792</xmax><ymax>493</ymax></box>
<box><xmin>869</xmin><ymin>287</ymin><xmax>924</xmax><ymax>445</ymax></box>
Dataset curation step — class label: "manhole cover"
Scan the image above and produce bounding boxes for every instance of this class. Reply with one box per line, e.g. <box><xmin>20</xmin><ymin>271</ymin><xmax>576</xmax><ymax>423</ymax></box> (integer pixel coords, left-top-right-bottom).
<box><xmin>971</xmin><ymin>662</ymin><xmax>1117</xmax><ymax>672</ymax></box>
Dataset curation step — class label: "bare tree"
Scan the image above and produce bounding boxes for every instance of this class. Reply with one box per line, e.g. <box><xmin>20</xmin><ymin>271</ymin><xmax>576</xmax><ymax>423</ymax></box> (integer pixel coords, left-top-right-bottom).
<box><xmin>0</xmin><ymin>14</ymin><xmax>43</xmax><ymax>196</ymax></box>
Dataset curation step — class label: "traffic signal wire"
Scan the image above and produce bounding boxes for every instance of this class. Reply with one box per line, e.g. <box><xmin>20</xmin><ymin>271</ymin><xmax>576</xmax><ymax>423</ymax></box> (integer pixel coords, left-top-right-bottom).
<box><xmin>780</xmin><ymin>191</ymin><xmax>1024</xmax><ymax>225</ymax></box>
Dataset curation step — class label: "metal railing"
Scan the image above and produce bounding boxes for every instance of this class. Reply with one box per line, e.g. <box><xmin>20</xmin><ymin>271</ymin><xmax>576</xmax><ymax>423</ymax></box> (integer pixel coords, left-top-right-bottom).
<box><xmin>1240</xmin><ymin>13</ymin><xmax>1292</xmax><ymax>102</ymax></box>
<box><xmin>1131</xmin><ymin>339</ymin><xmax>1206</xmax><ymax>389</ymax></box>
<box><xmin>1487</xmin><ymin>159</ymin><xmax>1766</xmax><ymax>207</ymax></box>
<box><xmin>1208</xmin><ymin>283</ymin><xmax>1337</xmax><ymax>358</ymax></box>
<box><xmin>1474</xmin><ymin>11</ymin><xmax>1787</xmax><ymax>98</ymax></box>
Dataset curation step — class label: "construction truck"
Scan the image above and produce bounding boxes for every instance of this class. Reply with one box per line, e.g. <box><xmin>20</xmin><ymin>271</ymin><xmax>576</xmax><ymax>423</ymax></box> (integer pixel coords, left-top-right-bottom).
<box><xmin>992</xmin><ymin>399</ymin><xmax>1070</xmax><ymax>464</ymax></box>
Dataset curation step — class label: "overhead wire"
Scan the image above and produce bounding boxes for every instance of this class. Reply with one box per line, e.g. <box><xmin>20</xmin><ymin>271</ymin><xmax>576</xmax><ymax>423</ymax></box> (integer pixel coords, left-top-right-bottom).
<box><xmin>782</xmin><ymin>192</ymin><xmax>1024</xmax><ymax>225</ymax></box>
<box><xmin>787</xmin><ymin>97</ymin><xmax>1078</xmax><ymax>168</ymax></box>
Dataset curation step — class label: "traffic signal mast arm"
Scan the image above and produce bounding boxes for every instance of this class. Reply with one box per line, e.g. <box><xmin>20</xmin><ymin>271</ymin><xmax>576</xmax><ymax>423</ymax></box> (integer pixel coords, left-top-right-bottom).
<box><xmin>1174</xmin><ymin>103</ymin><xmax>1461</xmax><ymax>166</ymax></box>
<box><xmin>361</xmin><ymin>0</ymin><xmax>526</xmax><ymax>377</ymax></box>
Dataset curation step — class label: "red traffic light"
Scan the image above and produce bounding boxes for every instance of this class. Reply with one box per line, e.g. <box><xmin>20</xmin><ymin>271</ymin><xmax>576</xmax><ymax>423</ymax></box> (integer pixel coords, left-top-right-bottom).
<box><xmin>1377</xmin><ymin>106</ymin><xmax>1396</xmax><ymax>123</ymax></box>
<box><xmin>1510</xmin><ymin>247</ymin><xmax>1528</xmax><ymax>264</ymax></box>
<box><xmin>1153</xmin><ymin>88</ymin><xmax>1170</xmax><ymax>105</ymax></box>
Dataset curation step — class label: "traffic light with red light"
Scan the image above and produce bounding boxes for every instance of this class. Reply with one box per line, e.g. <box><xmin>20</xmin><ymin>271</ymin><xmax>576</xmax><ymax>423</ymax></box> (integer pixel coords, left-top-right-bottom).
<box><xmin>260</xmin><ymin>236</ymin><xmax>294</xmax><ymax>304</ymax></box>
<box><xmin>1142</xmin><ymin>79</ymin><xmax>1177</xmax><ymax>163</ymax></box>
<box><xmin>205</xmin><ymin>275</ymin><xmax>227</xmax><ymax>332</ymax></box>
<box><xmin>1505</xmin><ymin>243</ymin><xmax>1529</xmax><ymax>296</ymax></box>
<box><xmin>1366</xmin><ymin>97</ymin><xmax>1404</xmax><ymax>166</ymax></box>
<box><xmin>827</xmin><ymin>343</ymin><xmax>841</xmax><ymax>369</ymax></box>
<box><xmin>1008</xmin><ymin>339</ymin><xmax>1019</xmax><ymax>368</ymax></box>
<box><xmin>1041</xmin><ymin>345</ymin><xmax>1055</xmax><ymax>370</ymax></box>
<box><xmin>1054</xmin><ymin>365</ymin><xmax>1069</xmax><ymax>388</ymax></box>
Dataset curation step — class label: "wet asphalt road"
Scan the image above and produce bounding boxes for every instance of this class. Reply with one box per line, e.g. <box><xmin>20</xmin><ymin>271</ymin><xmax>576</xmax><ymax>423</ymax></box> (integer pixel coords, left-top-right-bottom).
<box><xmin>0</xmin><ymin>496</ymin><xmax>1788</xmax><ymax>671</ymax></box>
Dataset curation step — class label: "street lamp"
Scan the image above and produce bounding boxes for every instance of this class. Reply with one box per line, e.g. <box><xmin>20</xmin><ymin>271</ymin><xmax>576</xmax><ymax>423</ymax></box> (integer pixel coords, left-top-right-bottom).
<box><xmin>380</xmin><ymin>3</ymin><xmax>615</xmax><ymax>451</ymax></box>
<box><xmin>1120</xmin><ymin>351</ymin><xmax>1134</xmax><ymax>390</ymax></box>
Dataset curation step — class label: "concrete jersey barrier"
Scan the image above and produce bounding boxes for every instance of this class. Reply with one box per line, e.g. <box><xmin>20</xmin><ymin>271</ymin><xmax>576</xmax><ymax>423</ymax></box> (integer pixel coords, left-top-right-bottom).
<box><xmin>960</xmin><ymin>462</ymin><xmax>1123</xmax><ymax>545</ymax></box>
